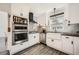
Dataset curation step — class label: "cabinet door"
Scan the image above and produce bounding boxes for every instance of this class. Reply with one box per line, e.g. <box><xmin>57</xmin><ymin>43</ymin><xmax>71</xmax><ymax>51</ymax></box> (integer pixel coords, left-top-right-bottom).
<box><xmin>29</xmin><ymin>33</ymin><xmax>39</xmax><ymax>46</ymax></box>
<box><xmin>46</xmin><ymin>33</ymin><xmax>62</xmax><ymax>51</ymax></box>
<box><xmin>52</xmin><ymin>39</ymin><xmax>62</xmax><ymax>51</ymax></box>
<box><xmin>64</xmin><ymin>4</ymin><xmax>79</xmax><ymax>24</ymax></box>
<box><xmin>74</xmin><ymin>37</ymin><xmax>79</xmax><ymax>55</ymax></box>
<box><xmin>62</xmin><ymin>36</ymin><xmax>73</xmax><ymax>54</ymax></box>
<box><xmin>32</xmin><ymin>33</ymin><xmax>39</xmax><ymax>44</ymax></box>
<box><xmin>46</xmin><ymin>38</ymin><xmax>62</xmax><ymax>51</ymax></box>
<box><xmin>10</xmin><ymin>41</ymin><xmax>29</xmax><ymax>54</ymax></box>
<box><xmin>0</xmin><ymin>37</ymin><xmax>6</xmax><ymax>52</ymax></box>
<box><xmin>29</xmin><ymin>34</ymin><xmax>34</xmax><ymax>46</ymax></box>
<box><xmin>0</xmin><ymin>12</ymin><xmax>8</xmax><ymax>33</ymax></box>
<box><xmin>21</xmin><ymin>6</ymin><xmax>29</xmax><ymax>18</ymax></box>
<box><xmin>11</xmin><ymin>4</ymin><xmax>29</xmax><ymax>18</ymax></box>
<box><xmin>11</xmin><ymin>4</ymin><xmax>22</xmax><ymax>16</ymax></box>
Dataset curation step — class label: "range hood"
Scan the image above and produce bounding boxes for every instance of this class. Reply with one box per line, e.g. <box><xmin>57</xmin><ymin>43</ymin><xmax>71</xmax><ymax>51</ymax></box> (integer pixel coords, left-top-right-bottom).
<box><xmin>30</xmin><ymin>20</ymin><xmax>37</xmax><ymax>23</ymax></box>
<box><xmin>29</xmin><ymin>12</ymin><xmax>37</xmax><ymax>23</ymax></box>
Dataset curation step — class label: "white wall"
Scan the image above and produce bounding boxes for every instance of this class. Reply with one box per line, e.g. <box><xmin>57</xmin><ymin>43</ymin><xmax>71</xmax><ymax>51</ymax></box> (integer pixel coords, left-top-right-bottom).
<box><xmin>37</xmin><ymin>12</ymin><xmax>46</xmax><ymax>26</ymax></box>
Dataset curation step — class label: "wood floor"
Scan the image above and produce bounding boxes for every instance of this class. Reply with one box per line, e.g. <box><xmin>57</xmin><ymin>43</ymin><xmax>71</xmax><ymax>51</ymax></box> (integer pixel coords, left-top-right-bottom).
<box><xmin>14</xmin><ymin>43</ymin><xmax>67</xmax><ymax>55</ymax></box>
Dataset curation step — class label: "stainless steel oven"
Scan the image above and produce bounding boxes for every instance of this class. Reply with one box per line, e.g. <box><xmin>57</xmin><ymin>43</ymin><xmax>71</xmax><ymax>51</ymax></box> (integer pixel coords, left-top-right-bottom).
<box><xmin>13</xmin><ymin>24</ymin><xmax>28</xmax><ymax>32</ymax></box>
<box><xmin>12</xmin><ymin>31</ymin><xmax>28</xmax><ymax>45</ymax></box>
<box><xmin>12</xmin><ymin>16</ymin><xmax>28</xmax><ymax>45</ymax></box>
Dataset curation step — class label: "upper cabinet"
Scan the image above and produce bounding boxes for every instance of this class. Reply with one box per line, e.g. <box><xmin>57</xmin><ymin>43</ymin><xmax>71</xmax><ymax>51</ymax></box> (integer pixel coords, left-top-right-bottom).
<box><xmin>64</xmin><ymin>4</ymin><xmax>79</xmax><ymax>24</ymax></box>
<box><xmin>11</xmin><ymin>4</ymin><xmax>30</xmax><ymax>18</ymax></box>
<box><xmin>58</xmin><ymin>4</ymin><xmax>79</xmax><ymax>24</ymax></box>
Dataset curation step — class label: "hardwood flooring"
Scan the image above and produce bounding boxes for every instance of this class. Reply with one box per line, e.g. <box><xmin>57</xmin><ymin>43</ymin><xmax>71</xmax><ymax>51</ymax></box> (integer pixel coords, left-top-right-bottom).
<box><xmin>14</xmin><ymin>43</ymin><xmax>67</xmax><ymax>55</ymax></box>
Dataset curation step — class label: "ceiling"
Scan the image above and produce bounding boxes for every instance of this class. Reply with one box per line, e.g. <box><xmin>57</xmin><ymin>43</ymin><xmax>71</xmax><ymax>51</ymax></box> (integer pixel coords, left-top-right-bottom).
<box><xmin>26</xmin><ymin>3</ymin><xmax>67</xmax><ymax>13</ymax></box>
<box><xmin>11</xmin><ymin>3</ymin><xmax>67</xmax><ymax>15</ymax></box>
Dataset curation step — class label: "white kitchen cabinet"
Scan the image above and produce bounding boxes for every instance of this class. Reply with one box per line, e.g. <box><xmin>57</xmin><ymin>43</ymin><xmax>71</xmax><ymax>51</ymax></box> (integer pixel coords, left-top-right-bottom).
<box><xmin>21</xmin><ymin>6</ymin><xmax>29</xmax><ymax>18</ymax></box>
<box><xmin>47</xmin><ymin>38</ymin><xmax>62</xmax><ymax>51</ymax></box>
<box><xmin>62</xmin><ymin>36</ymin><xmax>74</xmax><ymax>54</ymax></box>
<box><xmin>46</xmin><ymin>33</ymin><xmax>79</xmax><ymax>55</ymax></box>
<box><xmin>47</xmin><ymin>33</ymin><xmax>62</xmax><ymax>40</ymax></box>
<box><xmin>0</xmin><ymin>11</ymin><xmax>8</xmax><ymax>33</ymax></box>
<box><xmin>64</xmin><ymin>4</ymin><xmax>79</xmax><ymax>24</ymax></box>
<box><xmin>60</xmin><ymin>4</ymin><xmax>79</xmax><ymax>24</ymax></box>
<box><xmin>73</xmin><ymin>37</ymin><xmax>79</xmax><ymax>55</ymax></box>
<box><xmin>11</xmin><ymin>4</ymin><xmax>21</xmax><ymax>16</ymax></box>
<box><xmin>11</xmin><ymin>4</ymin><xmax>29</xmax><ymax>18</ymax></box>
<box><xmin>29</xmin><ymin>33</ymin><xmax>39</xmax><ymax>46</ymax></box>
<box><xmin>46</xmin><ymin>33</ymin><xmax>62</xmax><ymax>51</ymax></box>
<box><xmin>0</xmin><ymin>37</ymin><xmax>7</xmax><ymax>52</ymax></box>
<box><xmin>10</xmin><ymin>41</ymin><xmax>29</xmax><ymax>54</ymax></box>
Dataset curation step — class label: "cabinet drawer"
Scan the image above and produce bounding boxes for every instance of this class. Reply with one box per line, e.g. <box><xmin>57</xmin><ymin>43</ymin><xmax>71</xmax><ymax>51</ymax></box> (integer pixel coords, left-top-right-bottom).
<box><xmin>10</xmin><ymin>42</ymin><xmax>29</xmax><ymax>54</ymax></box>
<box><xmin>46</xmin><ymin>38</ymin><xmax>62</xmax><ymax>51</ymax></box>
<box><xmin>47</xmin><ymin>33</ymin><xmax>61</xmax><ymax>40</ymax></box>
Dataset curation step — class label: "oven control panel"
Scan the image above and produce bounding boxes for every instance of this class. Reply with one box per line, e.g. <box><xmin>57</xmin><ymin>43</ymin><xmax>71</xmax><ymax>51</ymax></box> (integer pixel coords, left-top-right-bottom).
<box><xmin>13</xmin><ymin>16</ymin><xmax>28</xmax><ymax>24</ymax></box>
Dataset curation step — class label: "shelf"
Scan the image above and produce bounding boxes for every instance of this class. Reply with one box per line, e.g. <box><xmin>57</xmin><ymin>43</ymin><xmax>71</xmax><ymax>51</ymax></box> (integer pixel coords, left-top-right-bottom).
<box><xmin>50</xmin><ymin>12</ymin><xmax>64</xmax><ymax>17</ymax></box>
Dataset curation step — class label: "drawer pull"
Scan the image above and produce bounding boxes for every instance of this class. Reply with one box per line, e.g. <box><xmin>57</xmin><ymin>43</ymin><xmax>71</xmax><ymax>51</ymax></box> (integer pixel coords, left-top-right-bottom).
<box><xmin>71</xmin><ymin>41</ymin><xmax>73</xmax><ymax>45</ymax></box>
<box><xmin>20</xmin><ymin>43</ymin><xmax>23</xmax><ymax>45</ymax></box>
<box><xmin>34</xmin><ymin>36</ymin><xmax>36</xmax><ymax>38</ymax></box>
<box><xmin>65</xmin><ymin>37</ymin><xmax>69</xmax><ymax>38</ymax></box>
<box><xmin>51</xmin><ymin>40</ymin><xmax>54</xmax><ymax>42</ymax></box>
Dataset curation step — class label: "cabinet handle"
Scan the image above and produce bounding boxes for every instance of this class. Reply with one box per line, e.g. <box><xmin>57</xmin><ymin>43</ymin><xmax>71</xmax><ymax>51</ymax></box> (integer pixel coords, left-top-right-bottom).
<box><xmin>20</xmin><ymin>13</ymin><xmax>23</xmax><ymax>16</ymax></box>
<box><xmin>65</xmin><ymin>19</ymin><xmax>67</xmax><ymax>21</ymax></box>
<box><xmin>34</xmin><ymin>36</ymin><xmax>36</xmax><ymax>38</ymax></box>
<box><xmin>65</xmin><ymin>19</ymin><xmax>70</xmax><ymax>25</ymax></box>
<box><xmin>51</xmin><ymin>40</ymin><xmax>54</xmax><ymax>42</ymax></box>
<box><xmin>65</xmin><ymin>37</ymin><xmax>69</xmax><ymax>38</ymax></box>
<box><xmin>20</xmin><ymin>43</ymin><xmax>23</xmax><ymax>45</ymax></box>
<box><xmin>5</xmin><ymin>37</ymin><xmax>7</xmax><ymax>46</ymax></box>
<box><xmin>71</xmin><ymin>41</ymin><xmax>73</xmax><ymax>45</ymax></box>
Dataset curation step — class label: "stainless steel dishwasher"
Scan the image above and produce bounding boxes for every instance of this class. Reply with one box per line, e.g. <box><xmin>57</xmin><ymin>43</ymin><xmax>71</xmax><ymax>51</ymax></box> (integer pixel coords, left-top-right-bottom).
<box><xmin>40</xmin><ymin>29</ymin><xmax>46</xmax><ymax>44</ymax></box>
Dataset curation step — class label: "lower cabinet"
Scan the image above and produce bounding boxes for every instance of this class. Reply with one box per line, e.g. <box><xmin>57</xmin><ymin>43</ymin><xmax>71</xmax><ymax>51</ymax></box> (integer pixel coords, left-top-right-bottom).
<box><xmin>46</xmin><ymin>33</ymin><xmax>79</xmax><ymax>55</ymax></box>
<box><xmin>73</xmin><ymin>37</ymin><xmax>79</xmax><ymax>55</ymax></box>
<box><xmin>10</xmin><ymin>42</ymin><xmax>29</xmax><ymax>54</ymax></box>
<box><xmin>62</xmin><ymin>36</ymin><xmax>79</xmax><ymax>55</ymax></box>
<box><xmin>10</xmin><ymin>33</ymin><xmax>39</xmax><ymax>54</ymax></box>
<box><xmin>46</xmin><ymin>38</ymin><xmax>62</xmax><ymax>51</ymax></box>
<box><xmin>62</xmin><ymin>36</ymin><xmax>74</xmax><ymax>54</ymax></box>
<box><xmin>29</xmin><ymin>33</ymin><xmax>39</xmax><ymax>46</ymax></box>
<box><xmin>46</xmin><ymin>33</ymin><xmax>62</xmax><ymax>51</ymax></box>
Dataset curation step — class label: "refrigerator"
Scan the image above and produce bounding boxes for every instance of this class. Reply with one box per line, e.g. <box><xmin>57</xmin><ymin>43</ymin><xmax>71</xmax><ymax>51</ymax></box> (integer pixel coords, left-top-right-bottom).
<box><xmin>0</xmin><ymin>11</ymin><xmax>9</xmax><ymax>54</ymax></box>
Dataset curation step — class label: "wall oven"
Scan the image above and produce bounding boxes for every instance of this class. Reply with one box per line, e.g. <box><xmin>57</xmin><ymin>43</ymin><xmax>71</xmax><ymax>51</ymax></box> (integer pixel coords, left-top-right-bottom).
<box><xmin>12</xmin><ymin>31</ymin><xmax>28</xmax><ymax>45</ymax></box>
<box><xmin>12</xmin><ymin>16</ymin><xmax>28</xmax><ymax>45</ymax></box>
